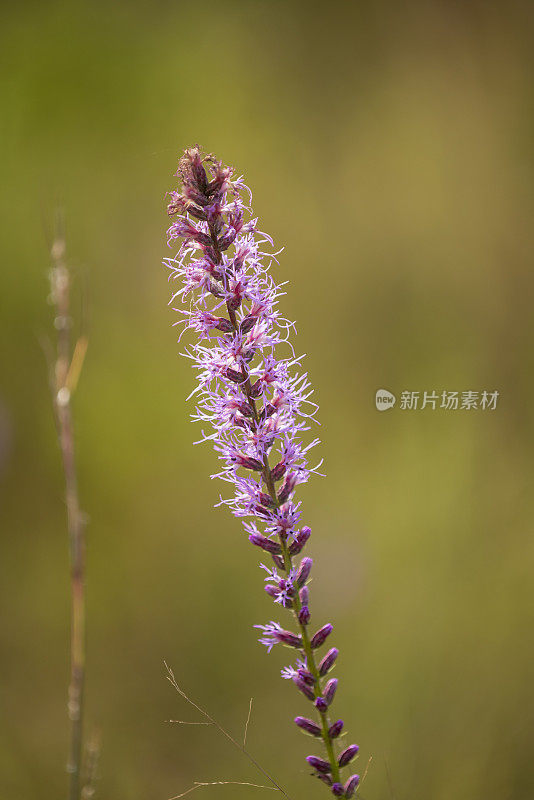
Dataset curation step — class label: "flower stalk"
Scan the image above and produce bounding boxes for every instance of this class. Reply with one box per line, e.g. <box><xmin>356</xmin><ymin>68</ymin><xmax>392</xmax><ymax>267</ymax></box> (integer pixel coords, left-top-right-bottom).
<box><xmin>164</xmin><ymin>147</ymin><xmax>359</xmax><ymax>796</ymax></box>
<box><xmin>48</xmin><ymin>228</ymin><xmax>89</xmax><ymax>800</ymax></box>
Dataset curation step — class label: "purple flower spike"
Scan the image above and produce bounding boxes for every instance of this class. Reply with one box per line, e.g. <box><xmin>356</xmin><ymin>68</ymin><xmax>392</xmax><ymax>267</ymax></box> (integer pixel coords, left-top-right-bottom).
<box><xmin>295</xmin><ymin>716</ymin><xmax>321</xmax><ymax>737</ymax></box>
<box><xmin>344</xmin><ymin>775</ymin><xmax>360</xmax><ymax>798</ymax></box>
<box><xmin>311</xmin><ymin>623</ymin><xmax>333</xmax><ymax>649</ymax></box>
<box><xmin>319</xmin><ymin>647</ymin><xmax>339</xmax><ymax>676</ymax></box>
<box><xmin>164</xmin><ymin>147</ymin><xmax>359</xmax><ymax>796</ymax></box>
<box><xmin>338</xmin><ymin>745</ymin><xmax>359</xmax><ymax>767</ymax></box>
<box><xmin>324</xmin><ymin>678</ymin><xmax>338</xmax><ymax>705</ymax></box>
<box><xmin>296</xmin><ymin>557</ymin><xmax>313</xmax><ymax>587</ymax></box>
<box><xmin>307</xmin><ymin>756</ymin><xmax>332</xmax><ymax>774</ymax></box>
<box><xmin>328</xmin><ymin>719</ymin><xmax>344</xmax><ymax>738</ymax></box>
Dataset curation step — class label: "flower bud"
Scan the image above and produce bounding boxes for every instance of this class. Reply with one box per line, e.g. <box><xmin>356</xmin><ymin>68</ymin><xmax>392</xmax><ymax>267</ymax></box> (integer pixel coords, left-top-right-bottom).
<box><xmin>293</xmin><ymin>676</ymin><xmax>315</xmax><ymax>702</ymax></box>
<box><xmin>338</xmin><ymin>745</ymin><xmax>359</xmax><ymax>768</ymax></box>
<box><xmin>262</xmin><ymin>403</ymin><xmax>276</xmax><ymax>419</ymax></box>
<box><xmin>208</xmin><ymin>280</ymin><xmax>224</xmax><ymax>297</ymax></box>
<box><xmin>328</xmin><ymin>719</ymin><xmax>344</xmax><ymax>739</ymax></box>
<box><xmin>237</xmin><ymin>456</ymin><xmax>264</xmax><ymax>471</ymax></box>
<box><xmin>276</xmin><ymin>629</ymin><xmax>302</xmax><ymax>648</ymax></box>
<box><xmin>311</xmin><ymin>623</ymin><xmax>333</xmax><ymax>649</ymax></box>
<box><xmin>331</xmin><ymin>783</ymin><xmax>344</xmax><ymax>797</ymax></box>
<box><xmin>319</xmin><ymin>648</ymin><xmax>339</xmax><ymax>676</ymax></box>
<box><xmin>315</xmin><ymin>696</ymin><xmax>328</xmax><ymax>712</ymax></box>
<box><xmin>215</xmin><ymin>318</ymin><xmax>233</xmax><ymax>332</ymax></box>
<box><xmin>298</xmin><ymin>605</ymin><xmax>311</xmax><ymax>625</ymax></box>
<box><xmin>238</xmin><ymin>401</ymin><xmax>254</xmax><ymax>418</ymax></box>
<box><xmin>344</xmin><ymin>775</ymin><xmax>360</xmax><ymax>798</ymax></box>
<box><xmin>299</xmin><ymin>585</ymin><xmax>309</xmax><ymax>606</ymax></box>
<box><xmin>225</xmin><ymin>368</ymin><xmax>243</xmax><ymax>383</ymax></box>
<box><xmin>316</xmin><ymin>774</ymin><xmax>333</xmax><ymax>787</ymax></box>
<box><xmin>306</xmin><ymin>756</ymin><xmax>331</xmax><ymax>774</ymax></box>
<box><xmin>218</xmin><ymin>229</ymin><xmax>237</xmax><ymax>251</ymax></box>
<box><xmin>289</xmin><ymin>526</ymin><xmax>311</xmax><ymax>555</ymax></box>
<box><xmin>259</xmin><ymin>492</ymin><xmax>276</xmax><ymax>509</ymax></box>
<box><xmin>324</xmin><ymin>678</ymin><xmax>338</xmax><ymax>705</ymax></box>
<box><xmin>294</xmin><ymin>716</ymin><xmax>321</xmax><ymax>737</ymax></box>
<box><xmin>270</xmin><ymin>461</ymin><xmax>286</xmax><ymax>481</ymax></box>
<box><xmin>277</xmin><ymin>473</ymin><xmax>298</xmax><ymax>503</ymax></box>
<box><xmin>296</xmin><ymin>557</ymin><xmax>313</xmax><ymax>587</ymax></box>
<box><xmin>249</xmin><ymin>379</ymin><xmax>263</xmax><ymax>398</ymax></box>
<box><xmin>297</xmin><ymin>665</ymin><xmax>315</xmax><ymax>685</ymax></box>
<box><xmin>240</xmin><ymin>315</ymin><xmax>256</xmax><ymax>334</ymax></box>
<box><xmin>271</xmin><ymin>554</ymin><xmax>285</xmax><ymax>570</ymax></box>
<box><xmin>248</xmin><ymin>532</ymin><xmax>281</xmax><ymax>554</ymax></box>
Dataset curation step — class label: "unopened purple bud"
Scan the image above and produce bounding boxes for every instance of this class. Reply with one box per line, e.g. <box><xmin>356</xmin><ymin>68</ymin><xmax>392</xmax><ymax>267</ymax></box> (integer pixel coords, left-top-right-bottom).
<box><xmin>215</xmin><ymin>318</ymin><xmax>234</xmax><ymax>332</ymax></box>
<box><xmin>289</xmin><ymin>526</ymin><xmax>311</xmax><ymax>555</ymax></box>
<box><xmin>306</xmin><ymin>756</ymin><xmax>331</xmax><ymax>774</ymax></box>
<box><xmin>311</xmin><ymin>623</ymin><xmax>333</xmax><ymax>649</ymax></box>
<box><xmin>319</xmin><ymin>648</ymin><xmax>339</xmax><ymax>676</ymax></box>
<box><xmin>317</xmin><ymin>774</ymin><xmax>333</xmax><ymax>787</ymax></box>
<box><xmin>248</xmin><ymin>533</ymin><xmax>281</xmax><ymax>554</ymax></box>
<box><xmin>298</xmin><ymin>605</ymin><xmax>311</xmax><ymax>625</ymax></box>
<box><xmin>276</xmin><ymin>629</ymin><xmax>302</xmax><ymax>648</ymax></box>
<box><xmin>315</xmin><ymin>696</ymin><xmax>328</xmax><ymax>712</ymax></box>
<box><xmin>238</xmin><ymin>456</ymin><xmax>264</xmax><ymax>471</ymax></box>
<box><xmin>331</xmin><ymin>783</ymin><xmax>344</xmax><ymax>797</ymax></box>
<box><xmin>262</xmin><ymin>402</ymin><xmax>276</xmax><ymax>419</ymax></box>
<box><xmin>259</xmin><ymin>492</ymin><xmax>276</xmax><ymax>509</ymax></box>
<box><xmin>324</xmin><ymin>678</ymin><xmax>338</xmax><ymax>705</ymax></box>
<box><xmin>272</xmin><ymin>553</ymin><xmax>285</xmax><ymax>570</ymax></box>
<box><xmin>294</xmin><ymin>716</ymin><xmax>321</xmax><ymax>737</ymax></box>
<box><xmin>208</xmin><ymin>279</ymin><xmax>224</xmax><ymax>297</ymax></box>
<box><xmin>293</xmin><ymin>676</ymin><xmax>315</xmax><ymax>702</ymax></box>
<box><xmin>296</xmin><ymin>557</ymin><xmax>313</xmax><ymax>587</ymax></box>
<box><xmin>225</xmin><ymin>368</ymin><xmax>243</xmax><ymax>383</ymax></box>
<box><xmin>328</xmin><ymin>719</ymin><xmax>344</xmax><ymax>739</ymax></box>
<box><xmin>265</xmin><ymin>584</ymin><xmax>279</xmax><ymax>599</ymax></box>
<box><xmin>218</xmin><ymin>229</ymin><xmax>237</xmax><ymax>251</ymax></box>
<box><xmin>249</xmin><ymin>379</ymin><xmax>263</xmax><ymax>398</ymax></box>
<box><xmin>338</xmin><ymin>745</ymin><xmax>359</xmax><ymax>768</ymax></box>
<box><xmin>238</xmin><ymin>401</ymin><xmax>254</xmax><ymax>418</ymax></box>
<box><xmin>270</xmin><ymin>461</ymin><xmax>286</xmax><ymax>481</ymax></box>
<box><xmin>297</xmin><ymin>666</ymin><xmax>315</xmax><ymax>685</ymax></box>
<box><xmin>240</xmin><ymin>315</ymin><xmax>256</xmax><ymax>334</ymax></box>
<box><xmin>226</xmin><ymin>291</ymin><xmax>241</xmax><ymax>311</ymax></box>
<box><xmin>299</xmin><ymin>585</ymin><xmax>309</xmax><ymax>605</ymax></box>
<box><xmin>277</xmin><ymin>473</ymin><xmax>298</xmax><ymax>503</ymax></box>
<box><xmin>344</xmin><ymin>775</ymin><xmax>360</xmax><ymax>798</ymax></box>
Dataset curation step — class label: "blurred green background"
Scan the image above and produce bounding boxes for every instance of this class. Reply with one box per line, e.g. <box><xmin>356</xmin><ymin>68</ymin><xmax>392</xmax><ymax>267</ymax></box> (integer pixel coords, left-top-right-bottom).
<box><xmin>1</xmin><ymin>1</ymin><xmax>533</xmax><ymax>799</ymax></box>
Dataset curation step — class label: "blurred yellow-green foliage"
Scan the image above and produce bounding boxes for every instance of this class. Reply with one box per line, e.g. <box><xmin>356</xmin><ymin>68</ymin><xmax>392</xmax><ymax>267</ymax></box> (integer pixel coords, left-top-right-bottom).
<box><xmin>1</xmin><ymin>1</ymin><xmax>533</xmax><ymax>798</ymax></box>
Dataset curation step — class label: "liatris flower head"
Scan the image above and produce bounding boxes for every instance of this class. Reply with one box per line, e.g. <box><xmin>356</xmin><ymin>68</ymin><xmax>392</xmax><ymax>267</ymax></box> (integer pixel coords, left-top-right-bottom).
<box><xmin>164</xmin><ymin>146</ymin><xmax>359</xmax><ymax>796</ymax></box>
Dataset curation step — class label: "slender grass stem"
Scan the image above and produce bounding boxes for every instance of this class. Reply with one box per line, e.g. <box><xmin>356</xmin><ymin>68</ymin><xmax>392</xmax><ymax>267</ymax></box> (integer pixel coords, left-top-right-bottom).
<box><xmin>49</xmin><ymin>230</ymin><xmax>87</xmax><ymax>800</ymax></box>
